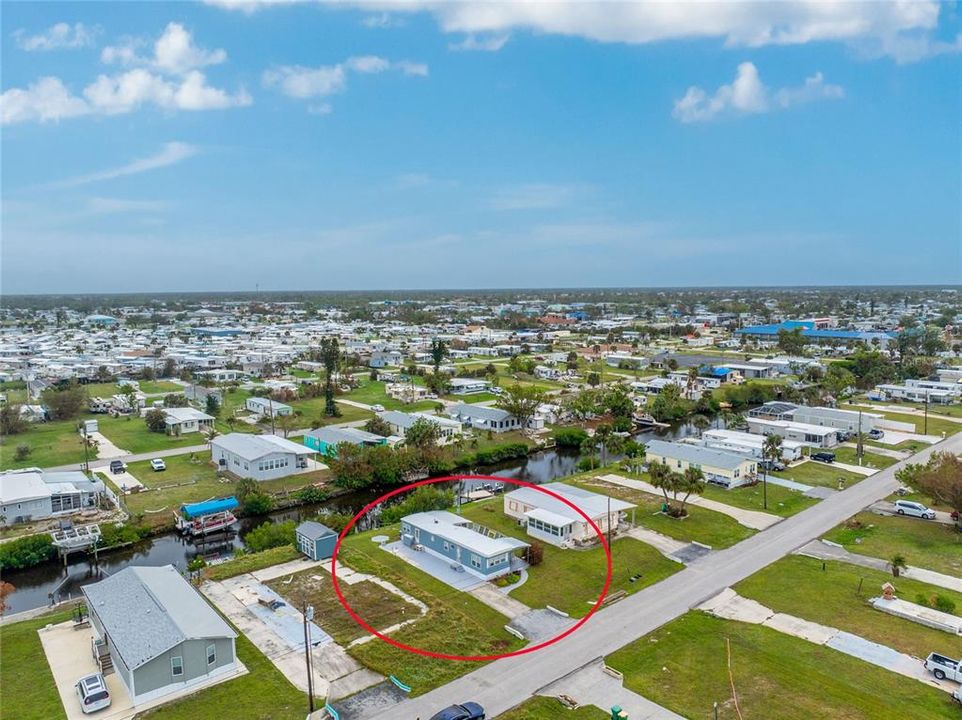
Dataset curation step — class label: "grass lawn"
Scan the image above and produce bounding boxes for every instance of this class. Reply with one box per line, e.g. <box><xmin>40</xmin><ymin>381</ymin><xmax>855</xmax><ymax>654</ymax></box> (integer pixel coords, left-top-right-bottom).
<box><xmin>205</xmin><ymin>545</ymin><xmax>301</xmax><ymax>581</ymax></box>
<box><xmin>0</xmin><ymin>381</ymin><xmax>28</xmax><ymax>404</ymax></box>
<box><xmin>0</xmin><ymin>608</ymin><xmax>72</xmax><ymax>720</ymax></box>
<box><xmin>460</xmin><ymin>498</ymin><xmax>682</xmax><ymax>617</ymax></box>
<box><xmin>499</xmin><ymin>697</ymin><xmax>608</xmax><ymax>720</ymax></box>
<box><xmin>342</xmin><ymin>378</ymin><xmax>437</xmax><ymax>412</ymax></box>
<box><xmin>96</xmin><ymin>415</ymin><xmax>205</xmax><ymax>454</ymax></box>
<box><xmin>443</xmin><ymin>391</ymin><xmax>501</xmax><ymax>404</ymax></box>
<box><xmin>571</xmin><ymin>476</ymin><xmax>756</xmax><ymax>549</ymax></box>
<box><xmin>81</xmin><ymin>381</ymin><xmax>123</xmax><ymax>397</ymax></box>
<box><xmin>337</xmin><ymin>525</ymin><xmax>524</xmax><ymax>695</ymax></box>
<box><xmin>0</xmin><ymin>420</ymin><xmax>88</xmax><ymax>470</ymax></box>
<box><xmin>141</xmin><ymin>627</ymin><xmax>305</xmax><ymax>720</ymax></box>
<box><xmin>607</xmin><ymin>611</ymin><xmax>956</xmax><ymax>720</ymax></box>
<box><xmin>833</xmin><ymin>446</ymin><xmax>897</xmax><ymax>469</ymax></box>
<box><xmin>772</xmin><ymin>460</ymin><xmax>864</xmax><ymax>489</ymax></box>
<box><xmin>823</xmin><ymin>512</ymin><xmax>962</xmax><ymax>578</ymax></box>
<box><xmin>291</xmin><ymin>398</ymin><xmax>372</xmax><ymax>425</ymax></box>
<box><xmin>699</xmin><ymin>478</ymin><xmax>819</xmax><ymax>517</ymax></box>
<box><xmin>736</xmin><ymin>555</ymin><xmax>962</xmax><ymax>660</ymax></box>
<box><xmin>267</xmin><ymin>568</ymin><xmax>418</xmax><ymax>645</ymax></box>
<box><xmin>864</xmin><ymin>437</ymin><xmax>929</xmax><ymax>453</ymax></box>
<box><xmin>123</xmin><ymin>452</ymin><xmax>331</xmax><ymax>529</ymax></box>
<box><xmin>841</xmin><ymin>404</ymin><xmax>961</xmax><ymax>437</ymax></box>
<box><xmin>138</xmin><ymin>380</ymin><xmax>184</xmax><ymax>394</ymax></box>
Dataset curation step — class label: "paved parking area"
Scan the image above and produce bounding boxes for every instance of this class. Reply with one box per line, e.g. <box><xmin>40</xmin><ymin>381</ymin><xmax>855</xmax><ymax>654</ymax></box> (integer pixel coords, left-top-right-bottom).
<box><xmin>380</xmin><ymin>540</ymin><xmax>484</xmax><ymax>591</ymax></box>
<box><xmin>38</xmin><ymin>620</ymin><xmax>246</xmax><ymax>720</ymax></box>
<box><xmin>95</xmin><ymin>467</ymin><xmax>143</xmax><ymax>492</ymax></box>
<box><xmin>507</xmin><ymin>609</ymin><xmax>576</xmax><ymax>644</ymax></box>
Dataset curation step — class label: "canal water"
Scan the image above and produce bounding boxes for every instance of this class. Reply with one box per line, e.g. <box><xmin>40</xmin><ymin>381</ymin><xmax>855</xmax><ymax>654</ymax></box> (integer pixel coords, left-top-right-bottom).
<box><xmin>3</xmin><ymin>419</ymin><xmax>717</xmax><ymax>614</ymax></box>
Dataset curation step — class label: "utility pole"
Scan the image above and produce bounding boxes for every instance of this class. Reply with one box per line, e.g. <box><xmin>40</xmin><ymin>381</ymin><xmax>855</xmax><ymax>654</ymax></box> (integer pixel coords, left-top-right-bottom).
<box><xmin>924</xmin><ymin>390</ymin><xmax>929</xmax><ymax>435</ymax></box>
<box><xmin>303</xmin><ymin>604</ymin><xmax>315</xmax><ymax>714</ymax></box>
<box><xmin>268</xmin><ymin>396</ymin><xmax>276</xmax><ymax>435</ymax></box>
<box><xmin>857</xmin><ymin>409</ymin><xmax>864</xmax><ymax>465</ymax></box>
<box><xmin>607</xmin><ymin>495</ymin><xmax>612</xmax><ymax>549</ymax></box>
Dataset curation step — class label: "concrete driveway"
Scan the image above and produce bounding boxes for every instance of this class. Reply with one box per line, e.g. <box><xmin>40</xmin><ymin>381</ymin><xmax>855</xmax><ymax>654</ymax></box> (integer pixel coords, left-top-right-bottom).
<box><xmin>95</xmin><ymin>467</ymin><xmax>143</xmax><ymax>492</ymax></box>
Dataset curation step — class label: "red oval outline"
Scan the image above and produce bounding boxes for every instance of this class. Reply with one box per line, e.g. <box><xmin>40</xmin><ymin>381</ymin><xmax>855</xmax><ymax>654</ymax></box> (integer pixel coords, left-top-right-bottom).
<box><xmin>330</xmin><ymin>475</ymin><xmax>613</xmax><ymax>661</ymax></box>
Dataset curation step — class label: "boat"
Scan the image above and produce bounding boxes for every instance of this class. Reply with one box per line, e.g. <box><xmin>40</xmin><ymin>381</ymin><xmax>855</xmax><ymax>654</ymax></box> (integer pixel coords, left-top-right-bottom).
<box><xmin>174</xmin><ymin>496</ymin><xmax>239</xmax><ymax>537</ymax></box>
<box><xmin>633</xmin><ymin>412</ymin><xmax>670</xmax><ymax>429</ymax></box>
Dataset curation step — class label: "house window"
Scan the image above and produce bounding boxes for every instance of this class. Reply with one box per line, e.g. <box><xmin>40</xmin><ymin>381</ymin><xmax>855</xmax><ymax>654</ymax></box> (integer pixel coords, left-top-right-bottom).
<box><xmin>207</xmin><ymin>644</ymin><xmax>216</xmax><ymax>666</ymax></box>
<box><xmin>509</xmin><ymin>501</ymin><xmax>518</xmax><ymax>511</ymax></box>
<box><xmin>443</xmin><ymin>541</ymin><xmax>450</xmax><ymax>551</ymax></box>
<box><xmin>171</xmin><ymin>656</ymin><xmax>184</xmax><ymax>677</ymax></box>
<box><xmin>470</xmin><ymin>554</ymin><xmax>482</xmax><ymax>568</ymax></box>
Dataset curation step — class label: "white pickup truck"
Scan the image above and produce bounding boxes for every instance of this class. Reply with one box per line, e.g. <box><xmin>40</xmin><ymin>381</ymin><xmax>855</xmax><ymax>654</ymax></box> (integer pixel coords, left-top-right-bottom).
<box><xmin>924</xmin><ymin>652</ymin><xmax>962</xmax><ymax>681</ymax></box>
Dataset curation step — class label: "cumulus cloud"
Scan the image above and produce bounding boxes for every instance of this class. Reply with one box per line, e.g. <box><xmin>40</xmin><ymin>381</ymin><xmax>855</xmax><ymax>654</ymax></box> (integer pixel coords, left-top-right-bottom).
<box><xmin>673</xmin><ymin>62</ymin><xmax>843</xmax><ymax>123</ymax></box>
<box><xmin>14</xmin><ymin>22</ymin><xmax>98</xmax><ymax>51</ymax></box>
<box><xmin>204</xmin><ymin>1</ymin><xmax>955</xmax><ymax>63</ymax></box>
<box><xmin>49</xmin><ymin>142</ymin><xmax>198</xmax><ymax>188</ymax></box>
<box><xmin>101</xmin><ymin>22</ymin><xmax>227</xmax><ymax>74</ymax></box>
<box><xmin>263</xmin><ymin>55</ymin><xmax>427</xmax><ymax>103</ymax></box>
<box><xmin>2</xmin><ymin>23</ymin><xmax>249</xmax><ymax>125</ymax></box>
<box><xmin>449</xmin><ymin>34</ymin><xmax>510</xmax><ymax>52</ymax></box>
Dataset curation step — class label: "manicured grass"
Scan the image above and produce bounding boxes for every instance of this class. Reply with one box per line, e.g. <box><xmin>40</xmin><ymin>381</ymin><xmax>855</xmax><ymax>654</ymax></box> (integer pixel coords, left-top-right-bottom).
<box><xmin>205</xmin><ymin>545</ymin><xmax>301</xmax><ymax>581</ymax></box>
<box><xmin>0</xmin><ymin>420</ymin><xmax>88</xmax><ymax>470</ymax></box>
<box><xmin>699</xmin><ymin>478</ymin><xmax>819</xmax><ymax>517</ymax></box>
<box><xmin>607</xmin><ymin>611</ymin><xmax>956</xmax><ymax>720</ymax></box>
<box><xmin>736</xmin><ymin>555</ymin><xmax>962</xmax><ymax>660</ymax></box>
<box><xmin>0</xmin><ymin>381</ymin><xmax>28</xmax><ymax>404</ymax></box>
<box><xmin>571</xmin><ymin>476</ymin><xmax>756</xmax><ymax>549</ymax></box>
<box><xmin>342</xmin><ymin>378</ymin><xmax>437</xmax><ymax>412</ymax></box>
<box><xmin>864</xmin><ymin>437</ymin><xmax>929</xmax><ymax>453</ymax></box>
<box><xmin>141</xmin><ymin>625</ymin><xmax>304</xmax><ymax>720</ymax></box>
<box><xmin>460</xmin><ymin>498</ymin><xmax>682</xmax><ymax>617</ymax></box>
<box><xmin>832</xmin><ymin>446</ymin><xmax>897</xmax><ymax>469</ymax></box>
<box><xmin>841</xmin><ymin>404</ymin><xmax>961</xmax><ymax>437</ymax></box>
<box><xmin>338</xmin><ymin>526</ymin><xmax>524</xmax><ymax>695</ymax></box>
<box><xmin>443</xmin><ymin>391</ymin><xmax>501</xmax><ymax>404</ymax></box>
<box><xmin>500</xmin><ymin>697</ymin><xmax>608</xmax><ymax>719</ymax></box>
<box><xmin>96</xmin><ymin>415</ymin><xmax>205</xmax><ymax>454</ymax></box>
<box><xmin>291</xmin><ymin>398</ymin><xmax>372</xmax><ymax>425</ymax></box>
<box><xmin>772</xmin><ymin>460</ymin><xmax>864</xmax><ymax>488</ymax></box>
<box><xmin>138</xmin><ymin>380</ymin><xmax>184</xmax><ymax>394</ymax></box>
<box><xmin>823</xmin><ymin>512</ymin><xmax>962</xmax><ymax>578</ymax></box>
<box><xmin>267</xmin><ymin>569</ymin><xmax>418</xmax><ymax>645</ymax></box>
<box><xmin>893</xmin><ymin>401</ymin><xmax>962</xmax><ymax>419</ymax></box>
<box><xmin>123</xmin><ymin>452</ymin><xmax>331</xmax><ymax>529</ymax></box>
<box><xmin>0</xmin><ymin>608</ymin><xmax>72</xmax><ymax>720</ymax></box>
<box><xmin>81</xmin><ymin>381</ymin><xmax>123</xmax><ymax>397</ymax></box>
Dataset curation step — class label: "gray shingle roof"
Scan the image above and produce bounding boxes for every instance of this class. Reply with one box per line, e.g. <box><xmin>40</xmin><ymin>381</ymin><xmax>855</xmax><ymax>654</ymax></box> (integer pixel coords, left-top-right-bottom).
<box><xmin>82</xmin><ymin>565</ymin><xmax>235</xmax><ymax>670</ymax></box>
<box><xmin>296</xmin><ymin>520</ymin><xmax>337</xmax><ymax>541</ymax></box>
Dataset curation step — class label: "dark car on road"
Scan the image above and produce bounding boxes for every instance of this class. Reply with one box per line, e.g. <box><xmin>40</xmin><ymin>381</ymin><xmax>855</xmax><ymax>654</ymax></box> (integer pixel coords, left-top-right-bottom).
<box><xmin>429</xmin><ymin>703</ymin><xmax>485</xmax><ymax>720</ymax></box>
<box><xmin>109</xmin><ymin>460</ymin><xmax>126</xmax><ymax>474</ymax></box>
<box><xmin>811</xmin><ymin>452</ymin><xmax>835</xmax><ymax>463</ymax></box>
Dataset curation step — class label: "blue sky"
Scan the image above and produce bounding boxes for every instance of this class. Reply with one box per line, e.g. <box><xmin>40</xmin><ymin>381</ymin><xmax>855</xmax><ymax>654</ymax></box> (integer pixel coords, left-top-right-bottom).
<box><xmin>2</xmin><ymin>1</ymin><xmax>960</xmax><ymax>294</ymax></box>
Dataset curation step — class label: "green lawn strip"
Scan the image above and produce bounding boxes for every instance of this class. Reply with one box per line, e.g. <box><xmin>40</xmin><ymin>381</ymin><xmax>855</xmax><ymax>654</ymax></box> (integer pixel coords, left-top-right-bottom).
<box><xmin>699</xmin><ymin>478</ymin><xmax>819</xmax><ymax>517</ymax></box>
<box><xmin>0</xmin><ymin>608</ymin><xmax>72</xmax><ymax>720</ymax></box>
<box><xmin>771</xmin><ymin>460</ymin><xmax>863</xmax><ymax>488</ymax></box>
<box><xmin>0</xmin><ymin>419</ymin><xmax>91</xmax><ymax>470</ymax></box>
<box><xmin>823</xmin><ymin>512</ymin><xmax>962</xmax><ymax>578</ymax></box>
<box><xmin>337</xmin><ymin>526</ymin><xmax>523</xmax><ymax>695</ymax></box>
<box><xmin>499</xmin><ymin>697</ymin><xmax>608</xmax><ymax>720</ymax></box>
<box><xmin>735</xmin><ymin>556</ymin><xmax>962</xmax><ymax>660</ymax></box>
<box><xmin>840</xmin><ymin>405</ymin><xmax>960</xmax><ymax>437</ymax></box>
<box><xmin>0</xmin><ymin>381</ymin><xmax>28</xmax><ymax>404</ymax></box>
<box><xmin>205</xmin><ymin>545</ymin><xmax>301</xmax><ymax>581</ymax></box>
<box><xmin>569</xmin><ymin>476</ymin><xmax>756</xmax><ymax>549</ymax></box>
<box><xmin>442</xmin><ymin>391</ymin><xmax>501</xmax><ymax>404</ymax></box>
<box><xmin>341</xmin><ymin>378</ymin><xmax>437</xmax><ymax>412</ymax></box>
<box><xmin>607</xmin><ymin>611</ymin><xmax>956</xmax><ymax>720</ymax></box>
<box><xmin>267</xmin><ymin>569</ymin><xmax>416</xmax><ymax>645</ymax></box>
<box><xmin>140</xmin><ymin>622</ymin><xmax>305</xmax><ymax>720</ymax></box>
<box><xmin>863</xmin><ymin>437</ymin><xmax>929</xmax><ymax>453</ymax></box>
<box><xmin>96</xmin><ymin>415</ymin><xmax>204</xmax><ymax>454</ymax></box>
<box><xmin>138</xmin><ymin>381</ymin><xmax>184</xmax><ymax>394</ymax></box>
<box><xmin>458</xmin><ymin>497</ymin><xmax>682</xmax><ymax>617</ymax></box>
<box><xmin>124</xmin><ymin>452</ymin><xmax>330</xmax><ymax>530</ymax></box>
<box><xmin>290</xmin><ymin>398</ymin><xmax>372</xmax><ymax>425</ymax></box>
<box><xmin>832</xmin><ymin>446</ymin><xmax>897</xmax><ymax>469</ymax></box>
<box><xmin>882</xmin><ymin>401</ymin><xmax>962</xmax><ymax>419</ymax></box>
<box><xmin>81</xmin><ymin>382</ymin><xmax>123</xmax><ymax>397</ymax></box>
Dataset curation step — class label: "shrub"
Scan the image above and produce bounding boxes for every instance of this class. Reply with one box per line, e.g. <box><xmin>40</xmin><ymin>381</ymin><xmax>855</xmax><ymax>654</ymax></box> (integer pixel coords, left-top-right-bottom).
<box><xmin>244</xmin><ymin>520</ymin><xmax>296</xmax><ymax>553</ymax></box>
<box><xmin>0</xmin><ymin>534</ymin><xmax>55</xmax><ymax>571</ymax></box>
<box><xmin>14</xmin><ymin>444</ymin><xmax>31</xmax><ymax>461</ymax></box>
<box><xmin>526</xmin><ymin>541</ymin><xmax>544</xmax><ymax>567</ymax></box>
<box><xmin>553</xmin><ymin>427</ymin><xmax>588</xmax><ymax>448</ymax></box>
<box><xmin>576</xmin><ymin>457</ymin><xmax>597</xmax><ymax>472</ymax></box>
<box><xmin>293</xmin><ymin>486</ymin><xmax>329</xmax><ymax>504</ymax></box>
<box><xmin>98</xmin><ymin>523</ymin><xmax>151</xmax><ymax>548</ymax></box>
<box><xmin>934</xmin><ymin>595</ymin><xmax>957</xmax><ymax>614</ymax></box>
<box><xmin>318</xmin><ymin>512</ymin><xmax>355</xmax><ymax>533</ymax></box>
<box><xmin>381</xmin><ymin>487</ymin><xmax>454</xmax><ymax>524</ymax></box>
<box><xmin>242</xmin><ymin>491</ymin><xmax>275</xmax><ymax>516</ymax></box>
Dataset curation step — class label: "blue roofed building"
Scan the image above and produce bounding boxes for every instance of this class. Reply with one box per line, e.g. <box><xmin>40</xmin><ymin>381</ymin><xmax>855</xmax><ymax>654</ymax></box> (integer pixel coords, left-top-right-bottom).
<box><xmin>735</xmin><ymin>320</ymin><xmax>894</xmax><ymax>349</ymax></box>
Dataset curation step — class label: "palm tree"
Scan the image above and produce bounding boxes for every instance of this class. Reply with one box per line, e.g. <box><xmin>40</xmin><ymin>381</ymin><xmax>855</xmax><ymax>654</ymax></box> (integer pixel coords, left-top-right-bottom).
<box><xmin>890</xmin><ymin>554</ymin><xmax>907</xmax><ymax>578</ymax></box>
<box><xmin>761</xmin><ymin>433</ymin><xmax>783</xmax><ymax>510</ymax></box>
<box><xmin>204</xmin><ymin>426</ymin><xmax>220</xmax><ymax>453</ymax></box>
<box><xmin>692</xmin><ymin>414</ymin><xmax>711</xmax><ymax>434</ymax></box>
<box><xmin>647</xmin><ymin>461</ymin><xmax>676</xmax><ymax>514</ymax></box>
<box><xmin>678</xmin><ymin>466</ymin><xmax>706</xmax><ymax>516</ymax></box>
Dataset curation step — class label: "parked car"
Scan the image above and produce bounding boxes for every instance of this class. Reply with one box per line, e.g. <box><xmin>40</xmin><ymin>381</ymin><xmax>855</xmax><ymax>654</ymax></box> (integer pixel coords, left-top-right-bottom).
<box><xmin>954</xmin><ymin>684</ymin><xmax>962</xmax><ymax>705</ymax></box>
<box><xmin>108</xmin><ymin>460</ymin><xmax>126</xmax><ymax>474</ymax></box>
<box><xmin>429</xmin><ymin>703</ymin><xmax>485</xmax><ymax>720</ymax></box>
<box><xmin>371</xmin><ymin>404</ymin><xmax>385</xmax><ymax>412</ymax></box>
<box><xmin>924</xmin><ymin>652</ymin><xmax>962</xmax><ymax>681</ymax></box>
<box><xmin>75</xmin><ymin>673</ymin><xmax>111</xmax><ymax>714</ymax></box>
<box><xmin>150</xmin><ymin>458</ymin><xmax>166</xmax><ymax>472</ymax></box>
<box><xmin>894</xmin><ymin>500</ymin><xmax>936</xmax><ymax>520</ymax></box>
<box><xmin>811</xmin><ymin>452</ymin><xmax>835</xmax><ymax>463</ymax></box>
<box><xmin>759</xmin><ymin>459</ymin><xmax>786</xmax><ymax>472</ymax></box>
<box><xmin>868</xmin><ymin>429</ymin><xmax>885</xmax><ymax>440</ymax></box>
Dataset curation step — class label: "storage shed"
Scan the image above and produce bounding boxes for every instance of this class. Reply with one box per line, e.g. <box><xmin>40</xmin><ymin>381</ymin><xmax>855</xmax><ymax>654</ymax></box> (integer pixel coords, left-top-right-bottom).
<box><xmin>295</xmin><ymin>520</ymin><xmax>338</xmax><ymax>561</ymax></box>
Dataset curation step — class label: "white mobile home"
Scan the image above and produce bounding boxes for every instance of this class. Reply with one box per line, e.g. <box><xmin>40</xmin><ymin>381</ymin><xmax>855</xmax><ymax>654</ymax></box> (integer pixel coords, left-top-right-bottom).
<box><xmin>503</xmin><ymin>483</ymin><xmax>634</xmax><ymax>547</ymax></box>
<box><xmin>211</xmin><ymin>433</ymin><xmax>313</xmax><ymax>481</ymax></box>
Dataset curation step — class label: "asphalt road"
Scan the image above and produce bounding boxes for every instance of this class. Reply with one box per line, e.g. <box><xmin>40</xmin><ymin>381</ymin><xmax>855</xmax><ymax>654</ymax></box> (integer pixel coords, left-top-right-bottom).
<box><xmin>369</xmin><ymin>431</ymin><xmax>962</xmax><ymax>719</ymax></box>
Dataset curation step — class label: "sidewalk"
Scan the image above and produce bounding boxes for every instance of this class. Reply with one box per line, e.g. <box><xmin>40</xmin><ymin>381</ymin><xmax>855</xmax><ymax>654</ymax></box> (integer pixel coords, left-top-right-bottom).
<box><xmin>599</xmin><ymin>474</ymin><xmax>782</xmax><ymax>531</ymax></box>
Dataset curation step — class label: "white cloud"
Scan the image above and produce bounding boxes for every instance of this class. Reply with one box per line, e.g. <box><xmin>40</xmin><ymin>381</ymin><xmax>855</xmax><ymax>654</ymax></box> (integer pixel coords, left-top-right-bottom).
<box><xmin>204</xmin><ymin>1</ymin><xmax>953</xmax><ymax>63</ymax></box>
<box><xmin>673</xmin><ymin>62</ymin><xmax>843</xmax><ymax>123</ymax></box>
<box><xmin>101</xmin><ymin>23</ymin><xmax>227</xmax><ymax>74</ymax></box>
<box><xmin>362</xmin><ymin>13</ymin><xmax>402</xmax><ymax>29</ymax></box>
<box><xmin>448</xmin><ymin>34</ymin><xmax>510</xmax><ymax>52</ymax></box>
<box><xmin>14</xmin><ymin>22</ymin><xmax>97</xmax><ymax>51</ymax></box>
<box><xmin>490</xmin><ymin>183</ymin><xmax>579</xmax><ymax>210</ymax></box>
<box><xmin>263</xmin><ymin>56</ymin><xmax>427</xmax><ymax>103</ymax></box>
<box><xmin>49</xmin><ymin>142</ymin><xmax>198</xmax><ymax>188</ymax></box>
<box><xmin>0</xmin><ymin>77</ymin><xmax>91</xmax><ymax>125</ymax></box>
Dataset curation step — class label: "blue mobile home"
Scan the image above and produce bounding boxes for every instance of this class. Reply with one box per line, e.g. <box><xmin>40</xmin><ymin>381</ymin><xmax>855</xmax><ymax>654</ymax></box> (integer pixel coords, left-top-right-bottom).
<box><xmin>400</xmin><ymin>511</ymin><xmax>529</xmax><ymax>579</ymax></box>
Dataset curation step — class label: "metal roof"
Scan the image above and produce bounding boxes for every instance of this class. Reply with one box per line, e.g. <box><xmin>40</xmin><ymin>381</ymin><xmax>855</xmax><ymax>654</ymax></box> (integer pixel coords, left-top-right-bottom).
<box><xmin>305</xmin><ymin>426</ymin><xmax>384</xmax><ymax>444</ymax></box>
<box><xmin>645</xmin><ymin>439</ymin><xmax>753</xmax><ymax>471</ymax></box>
<box><xmin>212</xmin><ymin>432</ymin><xmax>313</xmax><ymax>460</ymax></box>
<box><xmin>82</xmin><ymin>565</ymin><xmax>236</xmax><ymax>671</ymax></box>
<box><xmin>505</xmin><ymin>482</ymin><xmax>634</xmax><ymax>523</ymax></box>
<box><xmin>403</xmin><ymin>511</ymin><xmax>529</xmax><ymax>557</ymax></box>
<box><xmin>296</xmin><ymin>520</ymin><xmax>337</xmax><ymax>541</ymax></box>
<box><xmin>448</xmin><ymin>403</ymin><xmax>511</xmax><ymax>421</ymax></box>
